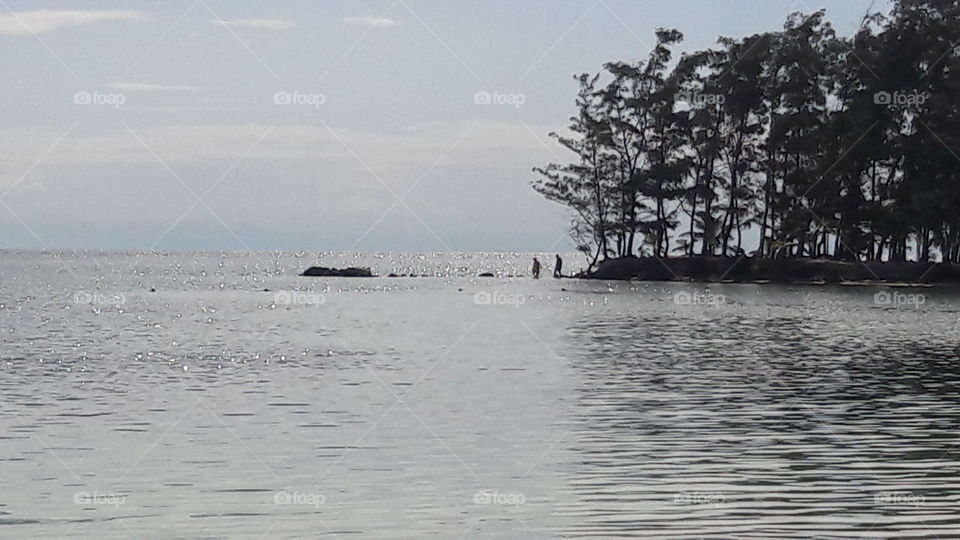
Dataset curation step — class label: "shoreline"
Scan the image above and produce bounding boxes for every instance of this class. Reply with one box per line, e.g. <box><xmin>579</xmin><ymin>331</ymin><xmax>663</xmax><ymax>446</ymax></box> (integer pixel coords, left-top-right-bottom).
<box><xmin>578</xmin><ymin>256</ymin><xmax>960</xmax><ymax>285</ymax></box>
<box><xmin>297</xmin><ymin>258</ymin><xmax>953</xmax><ymax>287</ymax></box>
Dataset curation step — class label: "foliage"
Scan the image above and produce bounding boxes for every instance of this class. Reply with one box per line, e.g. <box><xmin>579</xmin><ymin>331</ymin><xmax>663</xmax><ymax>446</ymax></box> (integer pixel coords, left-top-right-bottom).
<box><xmin>533</xmin><ymin>0</ymin><xmax>960</xmax><ymax>269</ymax></box>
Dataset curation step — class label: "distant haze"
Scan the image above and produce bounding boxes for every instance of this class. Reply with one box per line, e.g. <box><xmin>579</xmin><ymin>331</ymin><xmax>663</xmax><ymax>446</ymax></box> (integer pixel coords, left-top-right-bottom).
<box><xmin>0</xmin><ymin>0</ymin><xmax>887</xmax><ymax>251</ymax></box>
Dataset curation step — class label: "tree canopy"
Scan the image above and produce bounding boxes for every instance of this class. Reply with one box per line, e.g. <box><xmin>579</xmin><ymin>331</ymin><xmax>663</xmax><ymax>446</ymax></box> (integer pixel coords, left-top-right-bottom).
<box><xmin>534</xmin><ymin>0</ymin><xmax>960</xmax><ymax>269</ymax></box>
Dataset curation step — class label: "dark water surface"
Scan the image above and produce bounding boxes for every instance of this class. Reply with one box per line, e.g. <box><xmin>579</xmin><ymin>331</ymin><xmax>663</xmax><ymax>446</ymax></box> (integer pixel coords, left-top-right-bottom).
<box><xmin>1</xmin><ymin>251</ymin><xmax>958</xmax><ymax>538</ymax></box>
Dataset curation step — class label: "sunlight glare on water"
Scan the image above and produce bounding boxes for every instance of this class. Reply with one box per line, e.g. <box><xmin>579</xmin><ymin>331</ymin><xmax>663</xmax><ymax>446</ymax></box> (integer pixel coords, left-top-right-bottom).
<box><xmin>1</xmin><ymin>251</ymin><xmax>958</xmax><ymax>538</ymax></box>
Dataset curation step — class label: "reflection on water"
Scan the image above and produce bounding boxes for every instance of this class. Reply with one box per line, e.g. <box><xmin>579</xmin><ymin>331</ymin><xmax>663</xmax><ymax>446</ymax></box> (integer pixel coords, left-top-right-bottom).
<box><xmin>564</xmin><ymin>312</ymin><xmax>960</xmax><ymax>538</ymax></box>
<box><xmin>0</xmin><ymin>252</ymin><xmax>958</xmax><ymax>538</ymax></box>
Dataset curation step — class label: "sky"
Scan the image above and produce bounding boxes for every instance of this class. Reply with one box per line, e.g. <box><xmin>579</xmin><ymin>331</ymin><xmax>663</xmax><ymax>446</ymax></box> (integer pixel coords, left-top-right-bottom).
<box><xmin>0</xmin><ymin>0</ymin><xmax>890</xmax><ymax>252</ymax></box>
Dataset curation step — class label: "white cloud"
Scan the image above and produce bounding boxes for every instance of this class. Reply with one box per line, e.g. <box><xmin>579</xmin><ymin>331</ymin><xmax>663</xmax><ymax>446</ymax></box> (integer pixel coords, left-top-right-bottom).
<box><xmin>106</xmin><ymin>82</ymin><xmax>197</xmax><ymax>93</ymax></box>
<box><xmin>343</xmin><ymin>16</ymin><xmax>399</xmax><ymax>29</ymax></box>
<box><xmin>0</xmin><ymin>10</ymin><xmax>144</xmax><ymax>36</ymax></box>
<box><xmin>212</xmin><ymin>18</ymin><xmax>292</xmax><ymax>31</ymax></box>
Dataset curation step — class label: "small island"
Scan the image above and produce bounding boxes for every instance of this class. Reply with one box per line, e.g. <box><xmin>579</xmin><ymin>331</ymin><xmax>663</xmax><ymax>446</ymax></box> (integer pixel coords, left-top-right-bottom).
<box><xmin>533</xmin><ymin>8</ymin><xmax>960</xmax><ymax>286</ymax></box>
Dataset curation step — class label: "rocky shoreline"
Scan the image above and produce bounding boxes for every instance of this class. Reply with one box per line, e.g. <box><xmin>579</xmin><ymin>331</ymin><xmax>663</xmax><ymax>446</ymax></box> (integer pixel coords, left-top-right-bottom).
<box><xmin>581</xmin><ymin>257</ymin><xmax>960</xmax><ymax>285</ymax></box>
<box><xmin>299</xmin><ymin>257</ymin><xmax>960</xmax><ymax>285</ymax></box>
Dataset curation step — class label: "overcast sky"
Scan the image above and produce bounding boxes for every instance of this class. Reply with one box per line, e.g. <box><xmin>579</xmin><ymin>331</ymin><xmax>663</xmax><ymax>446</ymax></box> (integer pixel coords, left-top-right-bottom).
<box><xmin>0</xmin><ymin>0</ymin><xmax>888</xmax><ymax>252</ymax></box>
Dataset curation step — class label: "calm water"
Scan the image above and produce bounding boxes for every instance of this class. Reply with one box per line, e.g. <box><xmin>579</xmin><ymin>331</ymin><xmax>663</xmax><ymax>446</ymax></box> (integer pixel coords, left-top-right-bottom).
<box><xmin>1</xmin><ymin>251</ymin><xmax>959</xmax><ymax>539</ymax></box>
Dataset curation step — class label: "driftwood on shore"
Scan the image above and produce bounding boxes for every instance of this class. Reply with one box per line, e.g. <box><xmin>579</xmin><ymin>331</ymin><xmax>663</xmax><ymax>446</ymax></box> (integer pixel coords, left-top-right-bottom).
<box><xmin>583</xmin><ymin>257</ymin><xmax>960</xmax><ymax>284</ymax></box>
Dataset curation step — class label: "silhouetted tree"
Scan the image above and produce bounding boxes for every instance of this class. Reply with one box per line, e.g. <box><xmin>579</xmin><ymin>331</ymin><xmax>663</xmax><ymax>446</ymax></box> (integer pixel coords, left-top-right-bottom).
<box><xmin>535</xmin><ymin>0</ymin><xmax>960</xmax><ymax>269</ymax></box>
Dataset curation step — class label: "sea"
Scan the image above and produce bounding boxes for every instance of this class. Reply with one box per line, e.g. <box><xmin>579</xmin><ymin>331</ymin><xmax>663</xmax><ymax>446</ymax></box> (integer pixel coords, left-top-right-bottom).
<box><xmin>1</xmin><ymin>250</ymin><xmax>959</xmax><ymax>539</ymax></box>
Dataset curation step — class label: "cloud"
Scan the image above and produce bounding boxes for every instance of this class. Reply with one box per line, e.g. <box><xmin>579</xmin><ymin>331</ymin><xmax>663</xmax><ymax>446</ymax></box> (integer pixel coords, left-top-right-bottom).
<box><xmin>343</xmin><ymin>16</ymin><xmax>399</xmax><ymax>29</ymax></box>
<box><xmin>106</xmin><ymin>82</ymin><xmax>197</xmax><ymax>93</ymax></box>
<box><xmin>0</xmin><ymin>10</ymin><xmax>144</xmax><ymax>36</ymax></box>
<box><xmin>212</xmin><ymin>18</ymin><xmax>292</xmax><ymax>31</ymax></box>
<box><xmin>0</xmin><ymin>120</ymin><xmax>569</xmax><ymax>250</ymax></box>
<box><xmin>0</xmin><ymin>120</ymin><xmax>563</xmax><ymax>190</ymax></box>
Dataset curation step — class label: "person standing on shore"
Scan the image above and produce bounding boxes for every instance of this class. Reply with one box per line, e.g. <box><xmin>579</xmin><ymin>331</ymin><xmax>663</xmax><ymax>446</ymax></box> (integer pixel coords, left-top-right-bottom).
<box><xmin>532</xmin><ymin>257</ymin><xmax>541</xmax><ymax>279</ymax></box>
<box><xmin>554</xmin><ymin>254</ymin><xmax>563</xmax><ymax>278</ymax></box>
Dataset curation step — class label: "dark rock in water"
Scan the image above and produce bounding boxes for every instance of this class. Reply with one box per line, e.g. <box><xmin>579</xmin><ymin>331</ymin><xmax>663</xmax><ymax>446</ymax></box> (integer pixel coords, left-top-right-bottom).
<box><xmin>387</xmin><ymin>273</ymin><xmax>399</xmax><ymax>277</ymax></box>
<box><xmin>478</xmin><ymin>272</ymin><xmax>495</xmax><ymax>277</ymax></box>
<box><xmin>301</xmin><ymin>266</ymin><xmax>374</xmax><ymax>277</ymax></box>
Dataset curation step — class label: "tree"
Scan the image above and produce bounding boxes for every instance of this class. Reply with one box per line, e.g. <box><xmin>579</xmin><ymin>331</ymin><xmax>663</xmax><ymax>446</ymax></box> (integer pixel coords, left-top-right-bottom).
<box><xmin>534</xmin><ymin>0</ymin><xmax>960</xmax><ymax>266</ymax></box>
